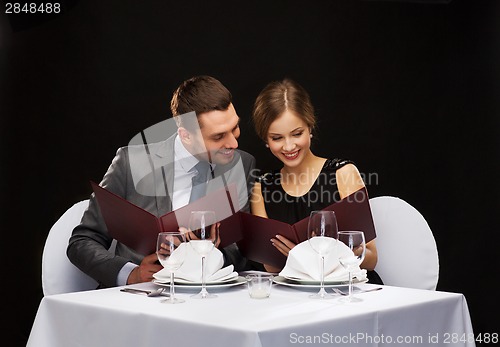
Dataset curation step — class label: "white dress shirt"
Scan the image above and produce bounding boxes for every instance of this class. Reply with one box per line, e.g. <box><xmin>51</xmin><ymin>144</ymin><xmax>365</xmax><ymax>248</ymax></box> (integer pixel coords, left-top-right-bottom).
<box><xmin>172</xmin><ymin>135</ymin><xmax>211</xmax><ymax>210</ymax></box>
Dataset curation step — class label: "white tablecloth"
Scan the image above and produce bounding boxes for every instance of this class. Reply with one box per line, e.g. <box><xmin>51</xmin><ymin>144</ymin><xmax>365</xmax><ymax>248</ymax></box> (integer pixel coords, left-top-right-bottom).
<box><xmin>27</xmin><ymin>281</ymin><xmax>475</xmax><ymax>347</ymax></box>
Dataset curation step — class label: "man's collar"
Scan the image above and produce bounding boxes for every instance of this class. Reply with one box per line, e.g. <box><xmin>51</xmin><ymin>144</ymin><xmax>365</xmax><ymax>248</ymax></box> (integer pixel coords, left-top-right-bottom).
<box><xmin>174</xmin><ymin>135</ymin><xmax>199</xmax><ymax>173</ymax></box>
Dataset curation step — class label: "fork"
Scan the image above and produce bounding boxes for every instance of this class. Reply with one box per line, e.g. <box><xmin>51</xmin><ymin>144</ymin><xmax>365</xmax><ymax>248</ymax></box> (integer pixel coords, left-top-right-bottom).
<box><xmin>120</xmin><ymin>288</ymin><xmax>169</xmax><ymax>297</ymax></box>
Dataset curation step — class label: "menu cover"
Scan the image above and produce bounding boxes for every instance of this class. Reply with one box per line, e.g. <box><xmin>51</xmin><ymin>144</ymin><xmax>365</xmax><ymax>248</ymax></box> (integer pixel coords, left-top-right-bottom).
<box><xmin>235</xmin><ymin>187</ymin><xmax>376</xmax><ymax>269</ymax></box>
<box><xmin>91</xmin><ymin>181</ymin><xmax>243</xmax><ymax>254</ymax></box>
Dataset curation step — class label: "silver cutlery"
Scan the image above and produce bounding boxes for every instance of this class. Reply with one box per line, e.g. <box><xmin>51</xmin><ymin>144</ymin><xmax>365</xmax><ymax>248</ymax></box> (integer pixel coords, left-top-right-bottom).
<box><xmin>120</xmin><ymin>288</ymin><xmax>168</xmax><ymax>297</ymax></box>
<box><xmin>332</xmin><ymin>287</ymin><xmax>382</xmax><ymax>296</ymax></box>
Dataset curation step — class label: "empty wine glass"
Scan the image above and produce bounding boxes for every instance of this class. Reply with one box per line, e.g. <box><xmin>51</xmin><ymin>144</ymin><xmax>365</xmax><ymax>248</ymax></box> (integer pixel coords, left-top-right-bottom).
<box><xmin>307</xmin><ymin>210</ymin><xmax>338</xmax><ymax>299</ymax></box>
<box><xmin>337</xmin><ymin>230</ymin><xmax>366</xmax><ymax>303</ymax></box>
<box><xmin>156</xmin><ymin>231</ymin><xmax>187</xmax><ymax>304</ymax></box>
<box><xmin>188</xmin><ymin>211</ymin><xmax>218</xmax><ymax>299</ymax></box>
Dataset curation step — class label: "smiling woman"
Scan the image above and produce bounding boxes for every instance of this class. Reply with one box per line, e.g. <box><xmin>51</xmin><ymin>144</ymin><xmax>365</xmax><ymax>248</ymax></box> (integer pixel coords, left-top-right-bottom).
<box><xmin>250</xmin><ymin>79</ymin><xmax>382</xmax><ymax>284</ymax></box>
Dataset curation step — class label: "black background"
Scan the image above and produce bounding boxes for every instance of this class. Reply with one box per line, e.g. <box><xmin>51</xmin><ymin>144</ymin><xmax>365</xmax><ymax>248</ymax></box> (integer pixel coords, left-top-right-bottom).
<box><xmin>1</xmin><ymin>0</ymin><xmax>499</xmax><ymax>345</ymax></box>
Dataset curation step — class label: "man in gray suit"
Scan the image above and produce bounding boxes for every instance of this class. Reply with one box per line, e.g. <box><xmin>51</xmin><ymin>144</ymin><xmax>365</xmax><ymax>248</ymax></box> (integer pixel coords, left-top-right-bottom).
<box><xmin>67</xmin><ymin>76</ymin><xmax>259</xmax><ymax>288</ymax></box>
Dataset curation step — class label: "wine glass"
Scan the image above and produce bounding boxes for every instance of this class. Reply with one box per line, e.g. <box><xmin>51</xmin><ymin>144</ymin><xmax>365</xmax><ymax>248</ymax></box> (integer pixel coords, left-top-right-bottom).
<box><xmin>156</xmin><ymin>231</ymin><xmax>187</xmax><ymax>304</ymax></box>
<box><xmin>337</xmin><ymin>230</ymin><xmax>366</xmax><ymax>303</ymax></box>
<box><xmin>307</xmin><ymin>210</ymin><xmax>338</xmax><ymax>299</ymax></box>
<box><xmin>188</xmin><ymin>211</ymin><xmax>219</xmax><ymax>299</ymax></box>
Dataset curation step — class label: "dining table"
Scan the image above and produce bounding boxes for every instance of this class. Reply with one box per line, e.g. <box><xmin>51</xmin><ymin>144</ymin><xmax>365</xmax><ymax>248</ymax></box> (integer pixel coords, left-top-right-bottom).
<box><xmin>27</xmin><ymin>274</ymin><xmax>475</xmax><ymax>347</ymax></box>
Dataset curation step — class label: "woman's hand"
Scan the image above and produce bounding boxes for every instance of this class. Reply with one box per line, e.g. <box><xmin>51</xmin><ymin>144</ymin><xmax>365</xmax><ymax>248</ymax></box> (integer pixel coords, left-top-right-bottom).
<box><xmin>270</xmin><ymin>234</ymin><xmax>296</xmax><ymax>257</ymax></box>
<box><xmin>263</xmin><ymin>235</ymin><xmax>296</xmax><ymax>273</ymax></box>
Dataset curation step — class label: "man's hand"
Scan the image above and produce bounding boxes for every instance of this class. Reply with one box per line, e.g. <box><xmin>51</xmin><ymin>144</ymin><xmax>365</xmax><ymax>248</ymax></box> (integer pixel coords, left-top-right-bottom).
<box><xmin>127</xmin><ymin>253</ymin><xmax>163</xmax><ymax>284</ymax></box>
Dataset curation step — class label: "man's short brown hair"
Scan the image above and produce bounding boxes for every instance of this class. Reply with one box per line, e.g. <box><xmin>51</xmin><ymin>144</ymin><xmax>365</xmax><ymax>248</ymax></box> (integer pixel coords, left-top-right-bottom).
<box><xmin>170</xmin><ymin>75</ymin><xmax>232</xmax><ymax>118</ymax></box>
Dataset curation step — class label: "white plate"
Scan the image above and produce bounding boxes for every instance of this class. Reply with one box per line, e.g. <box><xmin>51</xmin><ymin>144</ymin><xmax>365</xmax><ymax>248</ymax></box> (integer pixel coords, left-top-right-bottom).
<box><xmin>283</xmin><ymin>275</ymin><xmax>367</xmax><ymax>285</ymax></box>
<box><xmin>174</xmin><ymin>272</ymin><xmax>239</xmax><ymax>285</ymax></box>
<box><xmin>274</xmin><ymin>276</ymin><xmax>368</xmax><ymax>288</ymax></box>
<box><xmin>153</xmin><ymin>276</ymin><xmax>247</xmax><ymax>289</ymax></box>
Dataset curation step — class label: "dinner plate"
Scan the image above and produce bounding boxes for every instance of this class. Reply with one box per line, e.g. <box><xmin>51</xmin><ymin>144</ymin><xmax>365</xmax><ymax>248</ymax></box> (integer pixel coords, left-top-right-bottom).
<box><xmin>274</xmin><ymin>276</ymin><xmax>368</xmax><ymax>288</ymax></box>
<box><xmin>153</xmin><ymin>276</ymin><xmax>246</xmax><ymax>289</ymax></box>
<box><xmin>283</xmin><ymin>275</ymin><xmax>368</xmax><ymax>285</ymax></box>
<box><xmin>174</xmin><ymin>272</ymin><xmax>239</xmax><ymax>285</ymax></box>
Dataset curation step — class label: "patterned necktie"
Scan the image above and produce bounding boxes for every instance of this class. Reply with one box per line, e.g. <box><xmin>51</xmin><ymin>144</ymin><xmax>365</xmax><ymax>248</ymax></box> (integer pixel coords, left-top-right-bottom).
<box><xmin>189</xmin><ymin>161</ymin><xmax>211</xmax><ymax>203</ymax></box>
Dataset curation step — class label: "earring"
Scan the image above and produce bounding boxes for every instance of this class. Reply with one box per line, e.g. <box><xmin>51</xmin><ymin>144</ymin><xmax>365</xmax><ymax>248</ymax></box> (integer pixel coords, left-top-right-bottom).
<box><xmin>310</xmin><ymin>134</ymin><xmax>313</xmax><ymax>138</ymax></box>
<box><xmin>265</xmin><ymin>143</ymin><xmax>269</xmax><ymax>148</ymax></box>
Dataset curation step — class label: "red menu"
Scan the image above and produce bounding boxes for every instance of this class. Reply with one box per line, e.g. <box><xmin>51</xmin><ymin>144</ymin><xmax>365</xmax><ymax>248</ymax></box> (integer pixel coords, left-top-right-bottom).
<box><xmin>91</xmin><ymin>181</ymin><xmax>243</xmax><ymax>254</ymax></box>
<box><xmin>235</xmin><ymin>187</ymin><xmax>376</xmax><ymax>269</ymax></box>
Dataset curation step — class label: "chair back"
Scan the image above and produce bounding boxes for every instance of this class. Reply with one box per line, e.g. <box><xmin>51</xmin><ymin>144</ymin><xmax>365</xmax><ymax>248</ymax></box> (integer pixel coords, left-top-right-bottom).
<box><xmin>370</xmin><ymin>196</ymin><xmax>439</xmax><ymax>290</ymax></box>
<box><xmin>42</xmin><ymin>199</ymin><xmax>98</xmax><ymax>295</ymax></box>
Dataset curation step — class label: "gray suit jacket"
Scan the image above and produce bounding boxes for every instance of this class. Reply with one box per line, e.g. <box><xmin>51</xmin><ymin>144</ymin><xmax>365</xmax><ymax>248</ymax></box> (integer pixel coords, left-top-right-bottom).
<box><xmin>67</xmin><ymin>135</ymin><xmax>257</xmax><ymax>288</ymax></box>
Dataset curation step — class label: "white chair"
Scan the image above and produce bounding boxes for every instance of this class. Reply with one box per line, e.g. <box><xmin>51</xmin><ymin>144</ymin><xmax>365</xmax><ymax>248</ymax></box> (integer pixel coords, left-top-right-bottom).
<box><xmin>369</xmin><ymin>196</ymin><xmax>439</xmax><ymax>290</ymax></box>
<box><xmin>42</xmin><ymin>199</ymin><xmax>99</xmax><ymax>295</ymax></box>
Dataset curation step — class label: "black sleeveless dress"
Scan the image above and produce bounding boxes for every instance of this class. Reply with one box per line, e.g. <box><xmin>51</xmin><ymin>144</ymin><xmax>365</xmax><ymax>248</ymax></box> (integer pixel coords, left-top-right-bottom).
<box><xmin>258</xmin><ymin>158</ymin><xmax>383</xmax><ymax>285</ymax></box>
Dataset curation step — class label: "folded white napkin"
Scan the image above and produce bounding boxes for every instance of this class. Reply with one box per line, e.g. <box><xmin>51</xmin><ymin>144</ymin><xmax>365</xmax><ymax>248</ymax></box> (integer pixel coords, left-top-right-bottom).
<box><xmin>153</xmin><ymin>243</ymin><xmax>237</xmax><ymax>283</ymax></box>
<box><xmin>279</xmin><ymin>240</ymin><xmax>367</xmax><ymax>282</ymax></box>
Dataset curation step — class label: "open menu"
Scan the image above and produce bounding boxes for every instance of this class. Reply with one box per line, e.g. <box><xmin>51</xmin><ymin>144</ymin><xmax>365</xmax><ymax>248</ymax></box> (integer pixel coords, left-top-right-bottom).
<box><xmin>91</xmin><ymin>181</ymin><xmax>243</xmax><ymax>254</ymax></box>
<box><xmin>92</xmin><ymin>181</ymin><xmax>376</xmax><ymax>269</ymax></box>
<box><xmin>234</xmin><ymin>187</ymin><xmax>376</xmax><ymax>269</ymax></box>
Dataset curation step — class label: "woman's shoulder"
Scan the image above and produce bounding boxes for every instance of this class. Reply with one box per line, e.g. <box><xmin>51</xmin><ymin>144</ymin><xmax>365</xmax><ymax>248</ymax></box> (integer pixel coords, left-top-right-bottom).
<box><xmin>323</xmin><ymin>158</ymin><xmax>356</xmax><ymax>171</ymax></box>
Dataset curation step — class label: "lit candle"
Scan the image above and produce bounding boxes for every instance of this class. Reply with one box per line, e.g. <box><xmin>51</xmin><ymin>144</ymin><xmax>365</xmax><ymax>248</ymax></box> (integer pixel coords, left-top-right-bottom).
<box><xmin>250</xmin><ymin>287</ymin><xmax>270</xmax><ymax>299</ymax></box>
